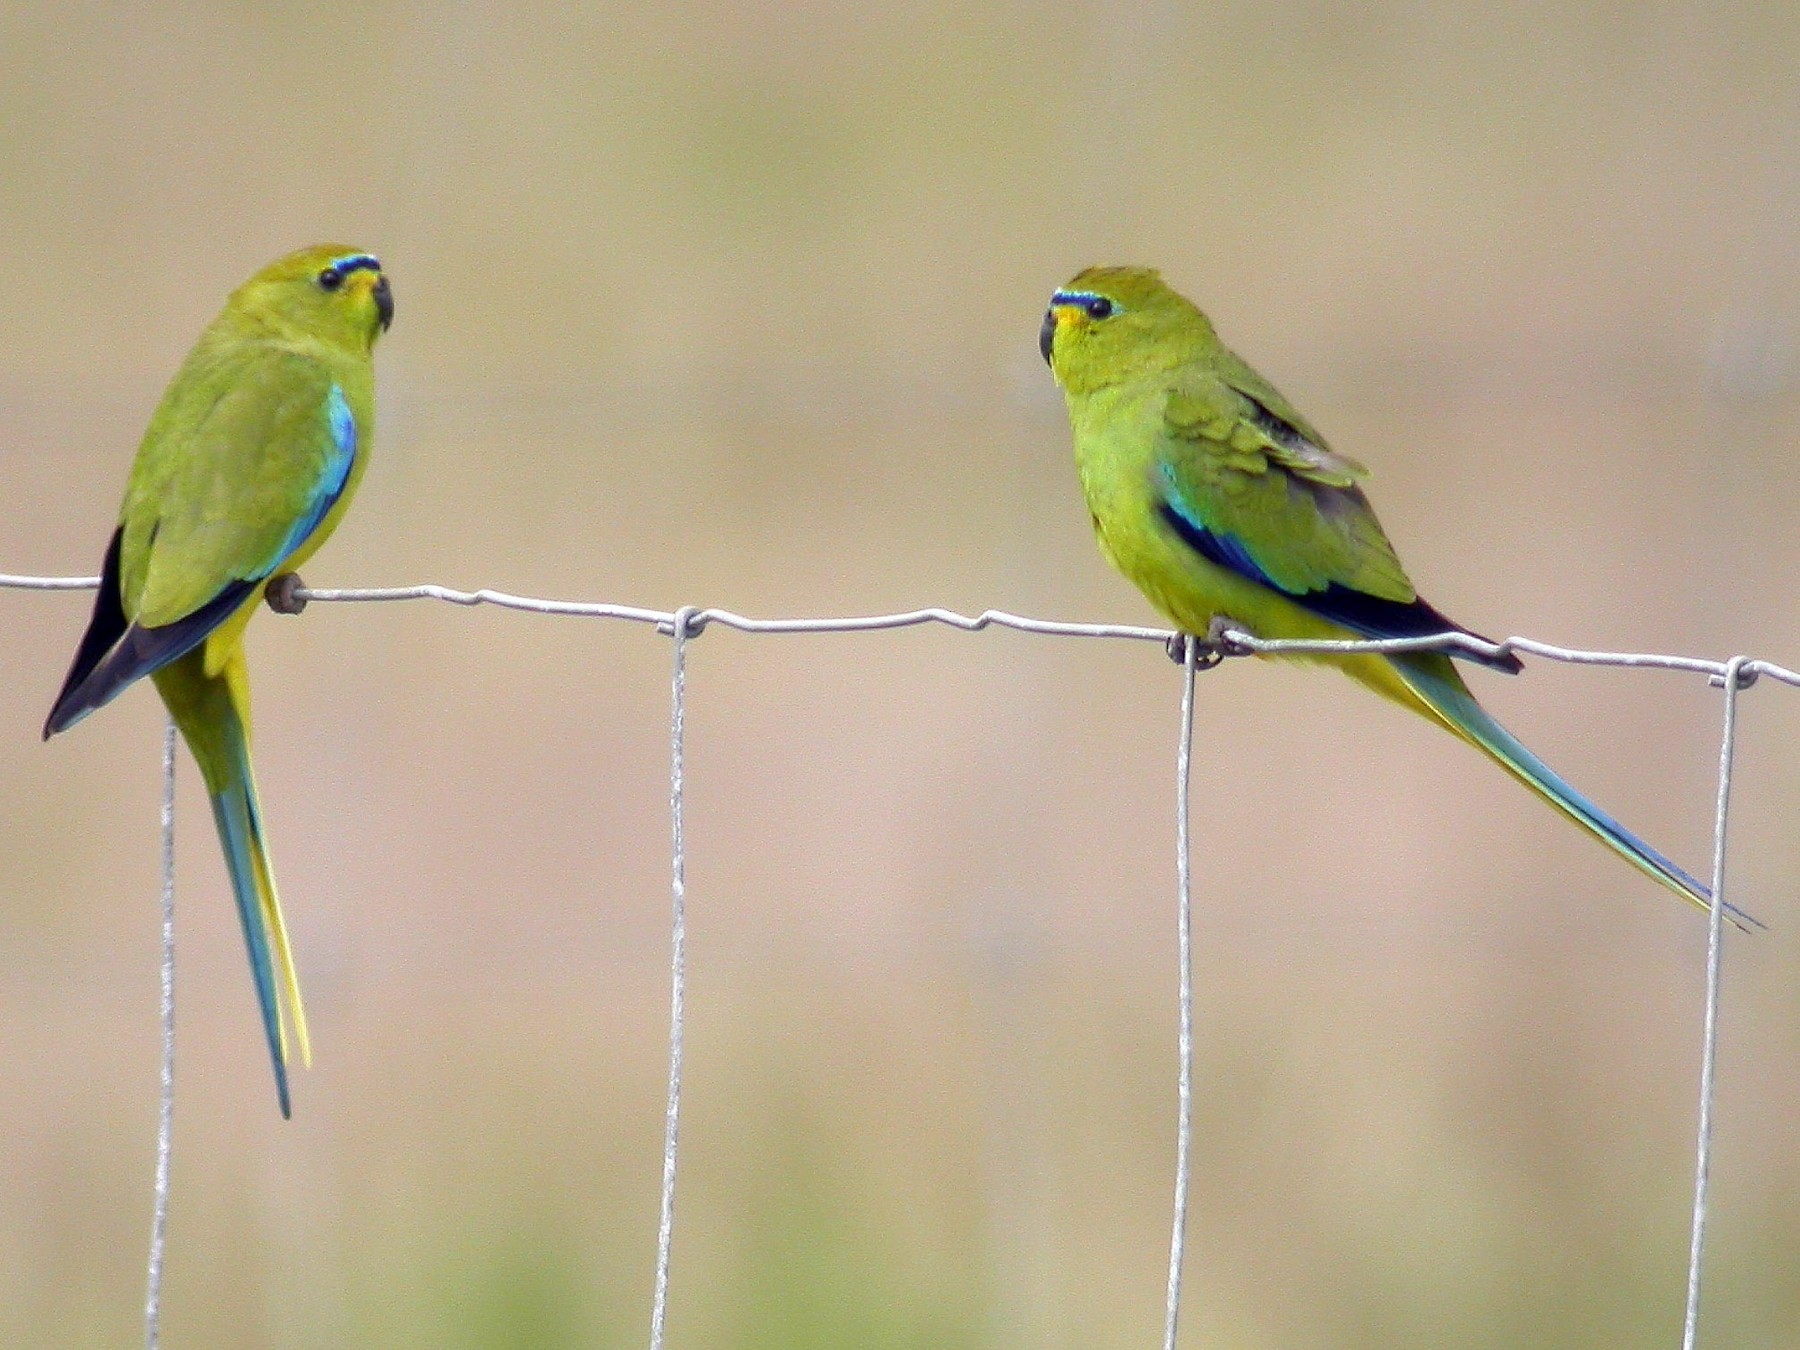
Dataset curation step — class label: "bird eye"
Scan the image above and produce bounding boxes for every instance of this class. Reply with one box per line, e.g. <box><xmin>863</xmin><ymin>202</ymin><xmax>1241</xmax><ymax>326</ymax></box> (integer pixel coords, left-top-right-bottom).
<box><xmin>316</xmin><ymin>267</ymin><xmax>343</xmax><ymax>291</ymax></box>
<box><xmin>1085</xmin><ymin>297</ymin><xmax>1115</xmax><ymax>320</ymax></box>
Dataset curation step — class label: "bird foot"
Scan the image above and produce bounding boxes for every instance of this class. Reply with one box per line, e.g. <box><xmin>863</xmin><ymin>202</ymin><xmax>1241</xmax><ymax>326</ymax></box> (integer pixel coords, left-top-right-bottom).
<box><xmin>1164</xmin><ymin>616</ymin><xmax>1251</xmax><ymax>669</ymax></box>
<box><xmin>1208</xmin><ymin>614</ymin><xmax>1259</xmax><ymax>654</ymax></box>
<box><xmin>1164</xmin><ymin>633</ymin><xmax>1224</xmax><ymax>670</ymax></box>
<box><xmin>266</xmin><ymin>573</ymin><xmax>308</xmax><ymax>615</ymax></box>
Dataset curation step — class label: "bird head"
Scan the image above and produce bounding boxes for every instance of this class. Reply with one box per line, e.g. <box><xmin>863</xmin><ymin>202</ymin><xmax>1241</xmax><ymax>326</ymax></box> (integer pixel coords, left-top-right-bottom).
<box><xmin>1040</xmin><ymin>266</ymin><xmax>1214</xmax><ymax>395</ymax></box>
<box><xmin>228</xmin><ymin>245</ymin><xmax>394</xmax><ymax>354</ymax></box>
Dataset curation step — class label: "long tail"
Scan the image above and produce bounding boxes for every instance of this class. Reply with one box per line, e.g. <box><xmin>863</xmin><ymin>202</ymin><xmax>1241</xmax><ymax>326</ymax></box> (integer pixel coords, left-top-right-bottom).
<box><xmin>153</xmin><ymin>646</ymin><xmax>312</xmax><ymax>1116</ymax></box>
<box><xmin>1372</xmin><ymin>651</ymin><xmax>1757</xmax><ymax>928</ymax></box>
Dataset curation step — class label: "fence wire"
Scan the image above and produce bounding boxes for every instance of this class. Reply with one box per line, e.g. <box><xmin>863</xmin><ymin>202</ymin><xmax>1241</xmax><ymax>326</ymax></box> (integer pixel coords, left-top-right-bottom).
<box><xmin>3</xmin><ymin>569</ymin><xmax>1789</xmax><ymax>1349</ymax></box>
<box><xmin>1683</xmin><ymin>656</ymin><xmax>1753</xmax><ymax>1350</ymax></box>
<box><xmin>650</xmin><ymin>608</ymin><xmax>699</xmax><ymax>1350</ymax></box>
<box><xmin>144</xmin><ymin>719</ymin><xmax>176</xmax><ymax>1350</ymax></box>
<box><xmin>1165</xmin><ymin>639</ymin><xmax>1198</xmax><ymax>1350</ymax></box>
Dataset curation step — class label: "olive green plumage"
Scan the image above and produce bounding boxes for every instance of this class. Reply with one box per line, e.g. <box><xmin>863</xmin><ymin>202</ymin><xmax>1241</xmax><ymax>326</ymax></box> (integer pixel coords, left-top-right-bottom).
<box><xmin>46</xmin><ymin>244</ymin><xmax>394</xmax><ymax>1114</ymax></box>
<box><xmin>1043</xmin><ymin>265</ymin><xmax>1735</xmax><ymax>919</ymax></box>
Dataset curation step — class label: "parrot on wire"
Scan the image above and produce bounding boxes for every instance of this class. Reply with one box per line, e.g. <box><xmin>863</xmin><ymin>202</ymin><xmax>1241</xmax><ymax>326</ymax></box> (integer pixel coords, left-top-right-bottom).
<box><xmin>1041</xmin><ymin>264</ymin><xmax>1745</xmax><ymax>924</ymax></box>
<box><xmin>45</xmin><ymin>244</ymin><xmax>394</xmax><ymax>1115</ymax></box>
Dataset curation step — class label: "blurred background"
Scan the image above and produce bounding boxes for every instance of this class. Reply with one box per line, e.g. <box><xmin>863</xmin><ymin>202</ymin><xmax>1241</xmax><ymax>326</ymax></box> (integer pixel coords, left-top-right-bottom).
<box><xmin>3</xmin><ymin>2</ymin><xmax>1799</xmax><ymax>1345</ymax></box>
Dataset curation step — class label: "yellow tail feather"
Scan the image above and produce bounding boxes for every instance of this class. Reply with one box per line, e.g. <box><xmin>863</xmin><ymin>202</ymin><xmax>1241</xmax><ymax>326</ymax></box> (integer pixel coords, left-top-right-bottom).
<box><xmin>250</xmin><ymin>838</ymin><xmax>312</xmax><ymax>1068</ymax></box>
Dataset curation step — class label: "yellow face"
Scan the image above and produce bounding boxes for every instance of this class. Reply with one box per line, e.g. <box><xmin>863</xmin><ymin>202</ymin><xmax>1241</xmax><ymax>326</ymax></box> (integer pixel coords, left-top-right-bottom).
<box><xmin>1039</xmin><ymin>287</ymin><xmax>1119</xmax><ymax>366</ymax></box>
<box><xmin>1038</xmin><ymin>270</ymin><xmax>1151</xmax><ymax>393</ymax></box>
<box><xmin>233</xmin><ymin>244</ymin><xmax>394</xmax><ymax>352</ymax></box>
<box><xmin>1039</xmin><ymin>266</ymin><xmax>1211</xmax><ymax>394</ymax></box>
<box><xmin>319</xmin><ymin>254</ymin><xmax>394</xmax><ymax>331</ymax></box>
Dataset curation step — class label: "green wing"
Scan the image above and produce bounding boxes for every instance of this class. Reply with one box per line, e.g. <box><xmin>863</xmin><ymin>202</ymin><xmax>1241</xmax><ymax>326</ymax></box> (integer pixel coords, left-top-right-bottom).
<box><xmin>123</xmin><ymin>344</ymin><xmax>351</xmax><ymax>626</ymax></box>
<box><xmin>1155</xmin><ymin>354</ymin><xmax>1418</xmax><ymax>605</ymax></box>
<box><xmin>1150</xmin><ymin>354</ymin><xmax>1521</xmax><ymax>672</ymax></box>
<box><xmin>43</xmin><ymin>343</ymin><xmax>355</xmax><ymax>734</ymax></box>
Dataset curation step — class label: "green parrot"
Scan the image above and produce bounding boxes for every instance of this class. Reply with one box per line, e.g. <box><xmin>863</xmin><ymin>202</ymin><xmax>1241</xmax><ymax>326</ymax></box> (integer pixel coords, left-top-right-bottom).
<box><xmin>45</xmin><ymin>244</ymin><xmax>393</xmax><ymax>1115</ymax></box>
<box><xmin>1042</xmin><ymin>265</ymin><xmax>1733</xmax><ymax>919</ymax></box>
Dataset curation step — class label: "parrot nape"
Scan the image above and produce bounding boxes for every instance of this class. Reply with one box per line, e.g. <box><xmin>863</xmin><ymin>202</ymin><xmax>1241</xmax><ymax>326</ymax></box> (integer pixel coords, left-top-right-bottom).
<box><xmin>45</xmin><ymin>244</ymin><xmax>394</xmax><ymax>1115</ymax></box>
<box><xmin>1041</xmin><ymin>264</ymin><xmax>1746</xmax><ymax>925</ymax></box>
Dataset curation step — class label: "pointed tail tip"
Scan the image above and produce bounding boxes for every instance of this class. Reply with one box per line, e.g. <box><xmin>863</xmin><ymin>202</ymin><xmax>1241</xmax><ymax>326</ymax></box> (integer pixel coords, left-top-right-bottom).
<box><xmin>43</xmin><ymin>693</ymin><xmax>96</xmax><ymax>740</ymax></box>
<box><xmin>1693</xmin><ymin>875</ymin><xmax>1764</xmax><ymax>933</ymax></box>
<box><xmin>274</xmin><ymin>1057</ymin><xmax>292</xmax><ymax>1120</ymax></box>
<box><xmin>1723</xmin><ymin>900</ymin><xmax>1766</xmax><ymax>935</ymax></box>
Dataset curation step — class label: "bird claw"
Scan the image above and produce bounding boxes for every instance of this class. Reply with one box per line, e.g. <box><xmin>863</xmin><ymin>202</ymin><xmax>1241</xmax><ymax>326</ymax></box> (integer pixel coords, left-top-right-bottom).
<box><xmin>1164</xmin><ymin>616</ymin><xmax>1252</xmax><ymax>669</ymax></box>
<box><xmin>1209</xmin><ymin>614</ymin><xmax>1254</xmax><ymax>649</ymax></box>
<box><xmin>1164</xmin><ymin>633</ymin><xmax>1224</xmax><ymax>670</ymax></box>
<box><xmin>265</xmin><ymin>573</ymin><xmax>308</xmax><ymax>615</ymax></box>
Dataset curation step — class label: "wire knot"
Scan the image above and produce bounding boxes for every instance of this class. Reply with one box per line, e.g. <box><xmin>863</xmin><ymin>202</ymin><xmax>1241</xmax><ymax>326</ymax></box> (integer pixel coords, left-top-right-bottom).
<box><xmin>665</xmin><ymin>605</ymin><xmax>708</xmax><ymax>640</ymax></box>
<box><xmin>1710</xmin><ymin>657</ymin><xmax>1759</xmax><ymax>690</ymax></box>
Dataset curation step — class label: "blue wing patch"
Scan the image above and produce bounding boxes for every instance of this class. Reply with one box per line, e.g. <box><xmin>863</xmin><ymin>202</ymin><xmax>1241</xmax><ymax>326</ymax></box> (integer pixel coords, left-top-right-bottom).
<box><xmin>1155</xmin><ymin>463</ymin><xmax>1288</xmax><ymax>591</ymax></box>
<box><xmin>328</xmin><ymin>381</ymin><xmax>357</xmax><ymax>460</ymax></box>
<box><xmin>1153</xmin><ymin>465</ymin><xmax>1522</xmax><ymax>673</ymax></box>
<box><xmin>258</xmin><ymin>383</ymin><xmax>356</xmax><ymax>573</ymax></box>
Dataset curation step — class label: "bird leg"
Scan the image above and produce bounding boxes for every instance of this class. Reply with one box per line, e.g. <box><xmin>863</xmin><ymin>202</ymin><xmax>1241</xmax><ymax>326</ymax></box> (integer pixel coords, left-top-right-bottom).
<box><xmin>1164</xmin><ymin>632</ymin><xmax>1222</xmax><ymax>670</ymax></box>
<box><xmin>265</xmin><ymin>572</ymin><xmax>308</xmax><ymax>616</ymax></box>
<box><xmin>1164</xmin><ymin>615</ymin><xmax>1256</xmax><ymax>669</ymax></box>
<box><xmin>1206</xmin><ymin>613</ymin><xmax>1257</xmax><ymax>654</ymax></box>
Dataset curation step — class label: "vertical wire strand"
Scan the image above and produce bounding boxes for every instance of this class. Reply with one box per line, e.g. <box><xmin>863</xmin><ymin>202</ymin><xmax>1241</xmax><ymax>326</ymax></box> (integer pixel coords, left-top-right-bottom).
<box><xmin>144</xmin><ymin>718</ymin><xmax>177</xmax><ymax>1349</ymax></box>
<box><xmin>1681</xmin><ymin>656</ymin><xmax>1750</xmax><ymax>1350</ymax></box>
<box><xmin>1163</xmin><ymin>639</ymin><xmax>1198</xmax><ymax>1350</ymax></box>
<box><xmin>649</xmin><ymin>610</ymin><xmax>698</xmax><ymax>1350</ymax></box>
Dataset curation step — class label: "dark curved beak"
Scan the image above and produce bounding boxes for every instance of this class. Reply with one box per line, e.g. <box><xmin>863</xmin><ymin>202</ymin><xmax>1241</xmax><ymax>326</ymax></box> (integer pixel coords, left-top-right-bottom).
<box><xmin>373</xmin><ymin>275</ymin><xmax>394</xmax><ymax>331</ymax></box>
<box><xmin>1038</xmin><ymin>307</ymin><xmax>1056</xmax><ymax>365</ymax></box>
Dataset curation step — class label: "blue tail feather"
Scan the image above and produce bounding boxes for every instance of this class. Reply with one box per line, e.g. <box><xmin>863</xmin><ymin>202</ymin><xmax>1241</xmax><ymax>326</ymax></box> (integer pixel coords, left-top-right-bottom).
<box><xmin>1400</xmin><ymin>657</ymin><xmax>1759</xmax><ymax>930</ymax></box>
<box><xmin>208</xmin><ymin>782</ymin><xmax>292</xmax><ymax>1118</ymax></box>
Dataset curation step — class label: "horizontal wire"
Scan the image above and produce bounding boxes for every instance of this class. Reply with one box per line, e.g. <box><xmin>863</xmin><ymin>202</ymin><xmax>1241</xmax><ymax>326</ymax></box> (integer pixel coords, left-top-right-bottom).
<box><xmin>5</xmin><ymin>571</ymin><xmax>1796</xmax><ymax>686</ymax></box>
<box><xmin>2</xmin><ymin>572</ymin><xmax>103</xmax><ymax>590</ymax></box>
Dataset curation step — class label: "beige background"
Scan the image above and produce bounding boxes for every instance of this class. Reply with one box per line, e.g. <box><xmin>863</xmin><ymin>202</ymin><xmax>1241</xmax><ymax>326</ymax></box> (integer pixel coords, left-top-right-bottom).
<box><xmin>3</xmin><ymin>3</ymin><xmax>1799</xmax><ymax>1346</ymax></box>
